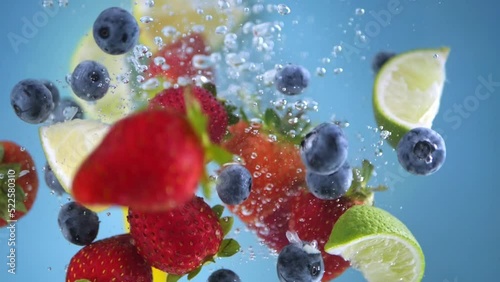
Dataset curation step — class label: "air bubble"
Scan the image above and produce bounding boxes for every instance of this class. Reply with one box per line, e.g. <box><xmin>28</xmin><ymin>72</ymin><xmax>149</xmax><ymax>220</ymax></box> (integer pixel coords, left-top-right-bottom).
<box><xmin>277</xmin><ymin>4</ymin><xmax>291</xmax><ymax>15</ymax></box>
<box><xmin>162</xmin><ymin>26</ymin><xmax>177</xmax><ymax>37</ymax></box>
<box><xmin>192</xmin><ymin>54</ymin><xmax>214</xmax><ymax>69</ymax></box>
<box><xmin>355</xmin><ymin>8</ymin><xmax>365</xmax><ymax>15</ymax></box>
<box><xmin>380</xmin><ymin>130</ymin><xmax>391</xmax><ymax>140</ymax></box>
<box><xmin>316</xmin><ymin>67</ymin><xmax>327</xmax><ymax>76</ymax></box>
<box><xmin>333</xmin><ymin>68</ymin><xmax>344</xmax><ymax>74</ymax></box>
<box><xmin>215</xmin><ymin>25</ymin><xmax>228</xmax><ymax>35</ymax></box>
<box><xmin>375</xmin><ymin>148</ymin><xmax>383</xmax><ymax>157</ymax></box>
<box><xmin>140</xmin><ymin>16</ymin><xmax>154</xmax><ymax>24</ymax></box>
<box><xmin>192</xmin><ymin>25</ymin><xmax>205</xmax><ymax>33</ymax></box>
<box><xmin>154</xmin><ymin>36</ymin><xmax>164</xmax><ymax>48</ymax></box>
<box><xmin>145</xmin><ymin>0</ymin><xmax>155</xmax><ymax>7</ymax></box>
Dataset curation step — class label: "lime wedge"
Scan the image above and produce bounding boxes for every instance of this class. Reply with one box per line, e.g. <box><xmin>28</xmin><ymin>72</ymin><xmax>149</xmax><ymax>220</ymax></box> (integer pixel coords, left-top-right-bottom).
<box><xmin>132</xmin><ymin>0</ymin><xmax>247</xmax><ymax>50</ymax></box>
<box><xmin>40</xmin><ymin>119</ymin><xmax>110</xmax><ymax>211</ymax></box>
<box><xmin>70</xmin><ymin>31</ymin><xmax>136</xmax><ymax>124</ymax></box>
<box><xmin>373</xmin><ymin>47</ymin><xmax>450</xmax><ymax>148</ymax></box>
<box><xmin>325</xmin><ymin>205</ymin><xmax>425</xmax><ymax>282</ymax></box>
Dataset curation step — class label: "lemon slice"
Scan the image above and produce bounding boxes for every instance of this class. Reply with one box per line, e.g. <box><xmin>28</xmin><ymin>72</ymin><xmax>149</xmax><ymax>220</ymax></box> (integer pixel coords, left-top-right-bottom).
<box><xmin>325</xmin><ymin>205</ymin><xmax>425</xmax><ymax>282</ymax></box>
<box><xmin>373</xmin><ymin>47</ymin><xmax>450</xmax><ymax>148</ymax></box>
<box><xmin>70</xmin><ymin>31</ymin><xmax>136</xmax><ymax>124</ymax></box>
<box><xmin>132</xmin><ymin>0</ymin><xmax>247</xmax><ymax>50</ymax></box>
<box><xmin>40</xmin><ymin>119</ymin><xmax>110</xmax><ymax>211</ymax></box>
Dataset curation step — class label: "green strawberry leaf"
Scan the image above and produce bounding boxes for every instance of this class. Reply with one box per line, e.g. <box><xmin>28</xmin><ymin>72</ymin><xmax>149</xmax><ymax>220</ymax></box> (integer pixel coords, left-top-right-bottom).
<box><xmin>239</xmin><ymin>108</ymin><xmax>249</xmax><ymax>122</ymax></box>
<box><xmin>217</xmin><ymin>238</ymin><xmax>240</xmax><ymax>257</ymax></box>
<box><xmin>224</xmin><ymin>103</ymin><xmax>240</xmax><ymax>125</ymax></box>
<box><xmin>202</xmin><ymin>82</ymin><xmax>217</xmax><ymax>97</ymax></box>
<box><xmin>185</xmin><ymin>89</ymin><xmax>211</xmax><ymax>148</ymax></box>
<box><xmin>187</xmin><ymin>265</ymin><xmax>203</xmax><ymax>280</ymax></box>
<box><xmin>264</xmin><ymin>108</ymin><xmax>281</xmax><ymax>129</ymax></box>
<box><xmin>166</xmin><ymin>274</ymin><xmax>182</xmax><ymax>282</ymax></box>
<box><xmin>206</xmin><ymin>144</ymin><xmax>233</xmax><ymax>166</ymax></box>
<box><xmin>370</xmin><ymin>185</ymin><xmax>388</xmax><ymax>192</ymax></box>
<box><xmin>200</xmin><ymin>171</ymin><xmax>213</xmax><ymax>200</ymax></box>
<box><xmin>360</xmin><ymin>159</ymin><xmax>374</xmax><ymax>186</ymax></box>
<box><xmin>219</xmin><ymin>216</ymin><xmax>234</xmax><ymax>237</ymax></box>
<box><xmin>211</xmin><ymin>205</ymin><xmax>224</xmax><ymax>218</ymax></box>
<box><xmin>0</xmin><ymin>143</ymin><xmax>4</xmax><ymax>162</ymax></box>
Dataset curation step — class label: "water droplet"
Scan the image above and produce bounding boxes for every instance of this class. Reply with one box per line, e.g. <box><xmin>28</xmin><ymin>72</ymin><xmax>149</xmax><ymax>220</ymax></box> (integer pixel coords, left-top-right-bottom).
<box><xmin>321</xmin><ymin>57</ymin><xmax>331</xmax><ymax>64</ymax></box>
<box><xmin>333</xmin><ymin>68</ymin><xmax>344</xmax><ymax>74</ymax></box>
<box><xmin>162</xmin><ymin>26</ymin><xmax>177</xmax><ymax>37</ymax></box>
<box><xmin>332</xmin><ymin>45</ymin><xmax>342</xmax><ymax>57</ymax></box>
<box><xmin>20</xmin><ymin>147</ymin><xmax>25</xmax><ymax>152</ymax></box>
<box><xmin>250</xmin><ymin>152</ymin><xmax>258</xmax><ymax>159</ymax></box>
<box><xmin>154</xmin><ymin>36</ymin><xmax>163</xmax><ymax>48</ymax></box>
<box><xmin>380</xmin><ymin>130</ymin><xmax>391</xmax><ymax>140</ymax></box>
<box><xmin>355</xmin><ymin>8</ymin><xmax>365</xmax><ymax>15</ymax></box>
<box><xmin>375</xmin><ymin>148</ymin><xmax>383</xmax><ymax>157</ymax></box>
<box><xmin>276</xmin><ymin>4</ymin><xmax>291</xmax><ymax>15</ymax></box>
<box><xmin>224</xmin><ymin>33</ymin><xmax>238</xmax><ymax>49</ymax></box>
<box><xmin>192</xmin><ymin>54</ymin><xmax>214</xmax><ymax>69</ymax></box>
<box><xmin>140</xmin><ymin>16</ymin><xmax>154</xmax><ymax>24</ymax></box>
<box><xmin>47</xmin><ymin>267</ymin><xmax>52</xmax><ymax>271</ymax></box>
<box><xmin>42</xmin><ymin>0</ymin><xmax>54</xmax><ymax>7</ymax></box>
<box><xmin>218</xmin><ymin>0</ymin><xmax>231</xmax><ymax>10</ymax></box>
<box><xmin>153</xmin><ymin>56</ymin><xmax>166</xmax><ymax>66</ymax></box>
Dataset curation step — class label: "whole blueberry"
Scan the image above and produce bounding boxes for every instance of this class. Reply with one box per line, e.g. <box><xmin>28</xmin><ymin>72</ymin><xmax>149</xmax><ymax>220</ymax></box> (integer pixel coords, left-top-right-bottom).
<box><xmin>208</xmin><ymin>269</ymin><xmax>241</xmax><ymax>282</ymax></box>
<box><xmin>306</xmin><ymin>162</ymin><xmax>353</xmax><ymax>200</ymax></box>
<box><xmin>44</xmin><ymin>162</ymin><xmax>66</xmax><ymax>195</ymax></box>
<box><xmin>51</xmin><ymin>98</ymin><xmax>84</xmax><ymax>123</ymax></box>
<box><xmin>300</xmin><ymin>123</ymin><xmax>349</xmax><ymax>175</ymax></box>
<box><xmin>41</xmin><ymin>79</ymin><xmax>60</xmax><ymax>107</ymax></box>
<box><xmin>372</xmin><ymin>51</ymin><xmax>396</xmax><ymax>73</ymax></box>
<box><xmin>93</xmin><ymin>7</ymin><xmax>139</xmax><ymax>55</ymax></box>
<box><xmin>58</xmin><ymin>202</ymin><xmax>99</xmax><ymax>246</ymax></box>
<box><xmin>397</xmin><ymin>127</ymin><xmax>446</xmax><ymax>175</ymax></box>
<box><xmin>275</xmin><ymin>64</ymin><xmax>310</xmax><ymax>95</ymax></box>
<box><xmin>216</xmin><ymin>164</ymin><xmax>252</xmax><ymax>205</ymax></box>
<box><xmin>277</xmin><ymin>242</ymin><xmax>324</xmax><ymax>282</ymax></box>
<box><xmin>10</xmin><ymin>79</ymin><xmax>54</xmax><ymax>124</ymax></box>
<box><xmin>71</xmin><ymin>60</ymin><xmax>110</xmax><ymax>101</ymax></box>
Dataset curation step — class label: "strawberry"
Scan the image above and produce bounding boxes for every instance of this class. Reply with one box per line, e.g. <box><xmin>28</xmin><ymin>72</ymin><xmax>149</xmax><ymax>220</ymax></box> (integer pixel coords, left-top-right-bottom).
<box><xmin>66</xmin><ymin>234</ymin><xmax>152</xmax><ymax>282</ymax></box>
<box><xmin>148</xmin><ymin>34</ymin><xmax>214</xmax><ymax>83</ymax></box>
<box><xmin>72</xmin><ymin>109</ymin><xmax>205</xmax><ymax>212</ymax></box>
<box><xmin>222</xmin><ymin>121</ymin><xmax>306</xmax><ymax>224</ymax></box>
<box><xmin>0</xmin><ymin>141</ymin><xmax>38</xmax><ymax>227</ymax></box>
<box><xmin>288</xmin><ymin>161</ymin><xmax>381</xmax><ymax>281</ymax></box>
<box><xmin>127</xmin><ymin>196</ymin><xmax>223</xmax><ymax>276</ymax></box>
<box><xmin>149</xmin><ymin>85</ymin><xmax>228</xmax><ymax>144</ymax></box>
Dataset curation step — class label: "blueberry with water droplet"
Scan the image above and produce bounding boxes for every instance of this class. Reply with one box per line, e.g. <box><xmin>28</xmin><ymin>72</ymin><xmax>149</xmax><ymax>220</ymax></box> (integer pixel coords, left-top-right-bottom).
<box><xmin>71</xmin><ymin>60</ymin><xmax>110</xmax><ymax>101</ymax></box>
<box><xmin>275</xmin><ymin>64</ymin><xmax>310</xmax><ymax>95</ymax></box>
<box><xmin>93</xmin><ymin>7</ymin><xmax>139</xmax><ymax>55</ymax></box>
<box><xmin>44</xmin><ymin>162</ymin><xmax>66</xmax><ymax>195</ymax></box>
<box><xmin>51</xmin><ymin>98</ymin><xmax>84</xmax><ymax>123</ymax></box>
<box><xmin>10</xmin><ymin>79</ymin><xmax>54</xmax><ymax>124</ymax></box>
<box><xmin>41</xmin><ymin>79</ymin><xmax>60</xmax><ymax>107</ymax></box>
<box><xmin>300</xmin><ymin>123</ymin><xmax>349</xmax><ymax>175</ymax></box>
<box><xmin>208</xmin><ymin>269</ymin><xmax>242</xmax><ymax>282</ymax></box>
<box><xmin>58</xmin><ymin>202</ymin><xmax>99</xmax><ymax>246</ymax></box>
<box><xmin>306</xmin><ymin>162</ymin><xmax>353</xmax><ymax>200</ymax></box>
<box><xmin>216</xmin><ymin>164</ymin><xmax>252</xmax><ymax>205</ymax></box>
<box><xmin>397</xmin><ymin>127</ymin><xmax>446</xmax><ymax>175</ymax></box>
<box><xmin>277</xmin><ymin>241</ymin><xmax>324</xmax><ymax>282</ymax></box>
<box><xmin>372</xmin><ymin>51</ymin><xmax>396</xmax><ymax>73</ymax></box>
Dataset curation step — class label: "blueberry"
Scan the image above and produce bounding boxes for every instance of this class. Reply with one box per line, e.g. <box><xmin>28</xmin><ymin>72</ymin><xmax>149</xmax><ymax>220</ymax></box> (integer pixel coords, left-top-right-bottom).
<box><xmin>44</xmin><ymin>162</ymin><xmax>66</xmax><ymax>195</ymax></box>
<box><xmin>216</xmin><ymin>164</ymin><xmax>252</xmax><ymax>205</ymax></box>
<box><xmin>275</xmin><ymin>64</ymin><xmax>310</xmax><ymax>95</ymax></box>
<box><xmin>306</xmin><ymin>162</ymin><xmax>353</xmax><ymax>200</ymax></box>
<box><xmin>397</xmin><ymin>127</ymin><xmax>446</xmax><ymax>175</ymax></box>
<box><xmin>372</xmin><ymin>51</ymin><xmax>396</xmax><ymax>73</ymax></box>
<box><xmin>208</xmin><ymin>269</ymin><xmax>241</xmax><ymax>282</ymax></box>
<box><xmin>93</xmin><ymin>7</ymin><xmax>139</xmax><ymax>55</ymax></box>
<box><xmin>277</xmin><ymin>242</ymin><xmax>324</xmax><ymax>282</ymax></box>
<box><xmin>41</xmin><ymin>79</ymin><xmax>60</xmax><ymax>107</ymax></box>
<box><xmin>51</xmin><ymin>98</ymin><xmax>84</xmax><ymax>123</ymax></box>
<box><xmin>58</xmin><ymin>202</ymin><xmax>99</xmax><ymax>246</ymax></box>
<box><xmin>300</xmin><ymin>123</ymin><xmax>349</xmax><ymax>175</ymax></box>
<box><xmin>10</xmin><ymin>79</ymin><xmax>54</xmax><ymax>124</ymax></box>
<box><xmin>71</xmin><ymin>60</ymin><xmax>110</xmax><ymax>101</ymax></box>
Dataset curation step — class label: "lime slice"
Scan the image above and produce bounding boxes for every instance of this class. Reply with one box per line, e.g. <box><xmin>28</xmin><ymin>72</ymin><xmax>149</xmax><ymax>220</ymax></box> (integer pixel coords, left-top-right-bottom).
<box><xmin>40</xmin><ymin>119</ymin><xmax>110</xmax><ymax>211</ymax></box>
<box><xmin>132</xmin><ymin>0</ymin><xmax>247</xmax><ymax>50</ymax></box>
<box><xmin>325</xmin><ymin>205</ymin><xmax>425</xmax><ymax>282</ymax></box>
<box><xmin>70</xmin><ymin>31</ymin><xmax>136</xmax><ymax>124</ymax></box>
<box><xmin>373</xmin><ymin>47</ymin><xmax>450</xmax><ymax>148</ymax></box>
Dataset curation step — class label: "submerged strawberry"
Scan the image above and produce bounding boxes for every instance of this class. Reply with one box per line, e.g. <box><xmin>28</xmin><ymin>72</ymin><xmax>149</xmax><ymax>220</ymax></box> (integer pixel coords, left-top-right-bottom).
<box><xmin>149</xmin><ymin>85</ymin><xmax>228</xmax><ymax>144</ymax></box>
<box><xmin>66</xmin><ymin>234</ymin><xmax>152</xmax><ymax>282</ymax></box>
<box><xmin>0</xmin><ymin>141</ymin><xmax>38</xmax><ymax>227</ymax></box>
<box><xmin>72</xmin><ymin>109</ymin><xmax>205</xmax><ymax>212</ymax></box>
<box><xmin>148</xmin><ymin>34</ymin><xmax>213</xmax><ymax>83</ymax></box>
<box><xmin>288</xmin><ymin>161</ymin><xmax>382</xmax><ymax>281</ymax></box>
<box><xmin>127</xmin><ymin>196</ymin><xmax>238</xmax><ymax>277</ymax></box>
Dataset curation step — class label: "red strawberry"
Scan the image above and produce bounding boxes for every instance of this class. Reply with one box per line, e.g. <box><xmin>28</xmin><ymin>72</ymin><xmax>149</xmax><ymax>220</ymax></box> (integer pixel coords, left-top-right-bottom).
<box><xmin>0</xmin><ymin>141</ymin><xmax>39</xmax><ymax>227</ymax></box>
<box><xmin>148</xmin><ymin>34</ymin><xmax>214</xmax><ymax>83</ymax></box>
<box><xmin>222</xmin><ymin>121</ymin><xmax>306</xmax><ymax>224</ymax></box>
<box><xmin>288</xmin><ymin>192</ymin><xmax>355</xmax><ymax>281</ymax></box>
<box><xmin>72</xmin><ymin>109</ymin><xmax>205</xmax><ymax>212</ymax></box>
<box><xmin>149</xmin><ymin>86</ymin><xmax>228</xmax><ymax>143</ymax></box>
<box><xmin>66</xmin><ymin>234</ymin><xmax>152</xmax><ymax>282</ymax></box>
<box><xmin>127</xmin><ymin>196</ymin><xmax>223</xmax><ymax>275</ymax></box>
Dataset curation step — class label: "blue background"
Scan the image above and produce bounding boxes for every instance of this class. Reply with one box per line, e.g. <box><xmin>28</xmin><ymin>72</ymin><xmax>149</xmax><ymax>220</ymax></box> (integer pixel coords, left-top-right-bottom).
<box><xmin>0</xmin><ymin>1</ymin><xmax>498</xmax><ymax>281</ymax></box>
